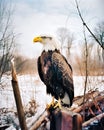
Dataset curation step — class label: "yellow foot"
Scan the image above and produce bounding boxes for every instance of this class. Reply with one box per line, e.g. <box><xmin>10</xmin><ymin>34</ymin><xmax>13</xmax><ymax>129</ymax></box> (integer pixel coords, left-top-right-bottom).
<box><xmin>46</xmin><ymin>97</ymin><xmax>62</xmax><ymax>110</ymax></box>
<box><xmin>54</xmin><ymin>98</ymin><xmax>61</xmax><ymax>109</ymax></box>
<box><xmin>46</xmin><ymin>103</ymin><xmax>54</xmax><ymax>109</ymax></box>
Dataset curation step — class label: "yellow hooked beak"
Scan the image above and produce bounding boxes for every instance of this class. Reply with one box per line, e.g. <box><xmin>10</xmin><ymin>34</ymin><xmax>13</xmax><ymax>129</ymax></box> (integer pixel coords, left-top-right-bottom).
<box><xmin>33</xmin><ymin>36</ymin><xmax>43</xmax><ymax>43</ymax></box>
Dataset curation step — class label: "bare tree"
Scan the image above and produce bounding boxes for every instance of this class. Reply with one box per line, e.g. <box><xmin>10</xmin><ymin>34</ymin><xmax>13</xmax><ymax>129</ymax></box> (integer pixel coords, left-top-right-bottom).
<box><xmin>74</xmin><ymin>0</ymin><xmax>104</xmax><ymax>121</ymax></box>
<box><xmin>94</xmin><ymin>21</ymin><xmax>104</xmax><ymax>47</ymax></box>
<box><xmin>56</xmin><ymin>27</ymin><xmax>74</xmax><ymax>61</ymax></box>
<box><xmin>93</xmin><ymin>21</ymin><xmax>104</xmax><ymax>63</ymax></box>
<box><xmin>56</xmin><ymin>27</ymin><xmax>69</xmax><ymax>52</ymax></box>
<box><xmin>0</xmin><ymin>0</ymin><xmax>16</xmax><ymax>82</ymax></box>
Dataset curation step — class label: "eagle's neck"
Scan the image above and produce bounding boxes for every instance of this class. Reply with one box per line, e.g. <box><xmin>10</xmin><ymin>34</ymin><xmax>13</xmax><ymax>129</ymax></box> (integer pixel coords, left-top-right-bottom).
<box><xmin>42</xmin><ymin>39</ymin><xmax>60</xmax><ymax>52</ymax></box>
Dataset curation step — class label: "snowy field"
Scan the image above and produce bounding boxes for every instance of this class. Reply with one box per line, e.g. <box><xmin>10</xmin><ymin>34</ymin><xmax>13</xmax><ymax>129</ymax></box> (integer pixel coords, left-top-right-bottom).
<box><xmin>0</xmin><ymin>74</ymin><xmax>104</xmax><ymax>110</ymax></box>
<box><xmin>0</xmin><ymin>74</ymin><xmax>104</xmax><ymax>129</ymax></box>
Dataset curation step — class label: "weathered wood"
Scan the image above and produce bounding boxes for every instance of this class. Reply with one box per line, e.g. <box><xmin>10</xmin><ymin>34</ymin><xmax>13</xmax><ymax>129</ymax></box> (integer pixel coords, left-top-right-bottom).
<box><xmin>50</xmin><ymin>108</ymin><xmax>82</xmax><ymax>130</ymax></box>
<box><xmin>73</xmin><ymin>95</ymin><xmax>104</xmax><ymax>113</ymax></box>
<box><xmin>69</xmin><ymin>91</ymin><xmax>100</xmax><ymax>111</ymax></box>
<box><xmin>11</xmin><ymin>59</ymin><xmax>28</xmax><ymax>130</ymax></box>
<box><xmin>29</xmin><ymin>107</ymin><xmax>82</xmax><ymax>130</ymax></box>
<box><xmin>73</xmin><ymin>112</ymin><xmax>82</xmax><ymax>130</ymax></box>
<box><xmin>27</xmin><ymin>90</ymin><xmax>104</xmax><ymax>130</ymax></box>
<box><xmin>74</xmin><ymin>91</ymin><xmax>99</xmax><ymax>105</ymax></box>
<box><xmin>82</xmin><ymin>113</ymin><xmax>104</xmax><ymax>127</ymax></box>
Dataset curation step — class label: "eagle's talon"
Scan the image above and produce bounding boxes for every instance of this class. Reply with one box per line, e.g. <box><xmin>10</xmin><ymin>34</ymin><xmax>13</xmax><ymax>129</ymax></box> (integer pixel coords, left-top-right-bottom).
<box><xmin>54</xmin><ymin>98</ymin><xmax>61</xmax><ymax>109</ymax></box>
<box><xmin>46</xmin><ymin>98</ymin><xmax>62</xmax><ymax>110</ymax></box>
<box><xmin>46</xmin><ymin>103</ymin><xmax>54</xmax><ymax>110</ymax></box>
<box><xmin>54</xmin><ymin>103</ymin><xmax>61</xmax><ymax>109</ymax></box>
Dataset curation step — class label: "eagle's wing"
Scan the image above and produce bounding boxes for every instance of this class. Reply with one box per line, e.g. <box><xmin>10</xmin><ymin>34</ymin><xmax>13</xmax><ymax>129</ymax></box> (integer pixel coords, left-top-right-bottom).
<box><xmin>52</xmin><ymin>52</ymin><xmax>74</xmax><ymax>104</ymax></box>
<box><xmin>37</xmin><ymin>56</ymin><xmax>44</xmax><ymax>82</ymax></box>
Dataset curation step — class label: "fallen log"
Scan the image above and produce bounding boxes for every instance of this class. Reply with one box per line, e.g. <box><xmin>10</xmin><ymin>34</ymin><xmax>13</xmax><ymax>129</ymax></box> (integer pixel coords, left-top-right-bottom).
<box><xmin>28</xmin><ymin>91</ymin><xmax>104</xmax><ymax>130</ymax></box>
<box><xmin>73</xmin><ymin>95</ymin><xmax>104</xmax><ymax>113</ymax></box>
<box><xmin>69</xmin><ymin>91</ymin><xmax>100</xmax><ymax>111</ymax></box>
<box><xmin>82</xmin><ymin>112</ymin><xmax>104</xmax><ymax>127</ymax></box>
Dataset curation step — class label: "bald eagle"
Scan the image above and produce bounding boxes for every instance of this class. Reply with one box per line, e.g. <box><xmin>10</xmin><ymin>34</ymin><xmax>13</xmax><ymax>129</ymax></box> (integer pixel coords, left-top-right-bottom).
<box><xmin>33</xmin><ymin>36</ymin><xmax>74</xmax><ymax>108</ymax></box>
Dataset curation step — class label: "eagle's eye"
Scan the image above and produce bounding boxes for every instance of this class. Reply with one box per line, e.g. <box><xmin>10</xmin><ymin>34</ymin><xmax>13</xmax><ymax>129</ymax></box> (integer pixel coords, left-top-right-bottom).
<box><xmin>41</xmin><ymin>36</ymin><xmax>52</xmax><ymax>40</ymax></box>
<box><xmin>41</xmin><ymin>36</ymin><xmax>47</xmax><ymax>39</ymax></box>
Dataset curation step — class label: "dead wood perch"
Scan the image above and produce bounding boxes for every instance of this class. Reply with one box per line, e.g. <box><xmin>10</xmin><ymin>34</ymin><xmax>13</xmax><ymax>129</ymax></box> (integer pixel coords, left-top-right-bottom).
<box><xmin>49</xmin><ymin>108</ymin><xmax>82</xmax><ymax>130</ymax></box>
<box><xmin>11</xmin><ymin>59</ymin><xmax>28</xmax><ymax>130</ymax></box>
<box><xmin>29</xmin><ymin>107</ymin><xmax>82</xmax><ymax>130</ymax></box>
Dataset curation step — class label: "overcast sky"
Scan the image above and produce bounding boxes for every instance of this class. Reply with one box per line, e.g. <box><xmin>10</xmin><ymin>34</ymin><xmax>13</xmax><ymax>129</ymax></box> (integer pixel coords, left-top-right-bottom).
<box><xmin>11</xmin><ymin>0</ymin><xmax>104</xmax><ymax>57</ymax></box>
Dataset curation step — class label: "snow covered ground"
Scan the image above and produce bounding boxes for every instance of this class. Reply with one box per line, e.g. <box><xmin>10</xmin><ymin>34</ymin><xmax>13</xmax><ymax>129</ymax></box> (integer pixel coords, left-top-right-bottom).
<box><xmin>0</xmin><ymin>74</ymin><xmax>104</xmax><ymax>109</ymax></box>
<box><xmin>0</xmin><ymin>74</ymin><xmax>104</xmax><ymax>129</ymax></box>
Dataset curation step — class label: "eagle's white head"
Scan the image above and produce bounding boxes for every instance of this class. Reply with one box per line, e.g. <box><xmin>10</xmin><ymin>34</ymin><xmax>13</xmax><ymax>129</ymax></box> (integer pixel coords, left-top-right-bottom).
<box><xmin>33</xmin><ymin>35</ymin><xmax>60</xmax><ymax>51</ymax></box>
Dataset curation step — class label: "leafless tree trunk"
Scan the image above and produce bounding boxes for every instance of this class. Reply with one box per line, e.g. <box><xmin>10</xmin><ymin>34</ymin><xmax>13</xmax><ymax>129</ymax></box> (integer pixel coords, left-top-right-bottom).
<box><xmin>82</xmin><ymin>25</ymin><xmax>88</xmax><ymax>122</ymax></box>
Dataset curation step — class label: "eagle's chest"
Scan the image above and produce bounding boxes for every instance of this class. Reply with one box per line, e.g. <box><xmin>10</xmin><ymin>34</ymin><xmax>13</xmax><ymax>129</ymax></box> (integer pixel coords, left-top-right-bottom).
<box><xmin>43</xmin><ymin>65</ymin><xmax>54</xmax><ymax>85</ymax></box>
<box><xmin>41</xmin><ymin>54</ymin><xmax>54</xmax><ymax>83</ymax></box>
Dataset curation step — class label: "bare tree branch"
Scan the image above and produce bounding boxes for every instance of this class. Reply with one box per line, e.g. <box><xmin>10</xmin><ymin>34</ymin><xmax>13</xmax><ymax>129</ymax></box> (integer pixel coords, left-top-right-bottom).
<box><xmin>75</xmin><ymin>0</ymin><xmax>104</xmax><ymax>49</ymax></box>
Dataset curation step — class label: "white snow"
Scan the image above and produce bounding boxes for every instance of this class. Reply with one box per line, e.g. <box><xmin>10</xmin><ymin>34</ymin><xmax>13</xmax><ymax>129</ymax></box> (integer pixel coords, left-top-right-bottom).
<box><xmin>0</xmin><ymin>74</ymin><xmax>104</xmax><ymax>129</ymax></box>
<box><xmin>73</xmin><ymin>76</ymin><xmax>104</xmax><ymax>96</ymax></box>
<box><xmin>0</xmin><ymin>75</ymin><xmax>104</xmax><ymax>109</ymax></box>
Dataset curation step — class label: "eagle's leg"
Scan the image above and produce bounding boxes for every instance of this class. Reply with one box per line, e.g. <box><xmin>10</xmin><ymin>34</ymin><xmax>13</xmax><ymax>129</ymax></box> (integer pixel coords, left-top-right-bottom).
<box><xmin>54</xmin><ymin>98</ymin><xmax>61</xmax><ymax>109</ymax></box>
<box><xmin>46</xmin><ymin>96</ymin><xmax>55</xmax><ymax>109</ymax></box>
